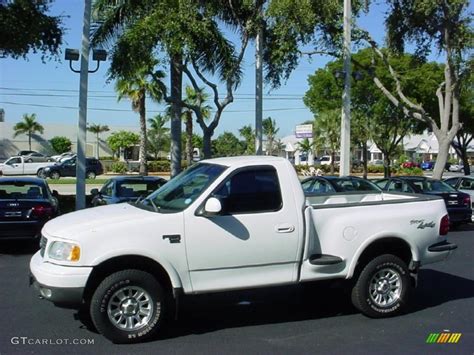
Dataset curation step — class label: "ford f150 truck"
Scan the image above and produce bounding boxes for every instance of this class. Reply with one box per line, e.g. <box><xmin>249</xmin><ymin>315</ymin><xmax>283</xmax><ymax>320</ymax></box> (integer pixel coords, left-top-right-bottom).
<box><xmin>30</xmin><ymin>156</ymin><xmax>457</xmax><ymax>343</ymax></box>
<box><xmin>0</xmin><ymin>156</ymin><xmax>55</xmax><ymax>176</ymax></box>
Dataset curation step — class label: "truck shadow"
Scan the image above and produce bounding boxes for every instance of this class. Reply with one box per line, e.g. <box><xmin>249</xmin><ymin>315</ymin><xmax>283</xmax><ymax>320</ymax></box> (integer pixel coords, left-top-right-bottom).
<box><xmin>0</xmin><ymin>240</ymin><xmax>39</xmax><ymax>255</ymax></box>
<box><xmin>411</xmin><ymin>269</ymin><xmax>474</xmax><ymax>312</ymax></box>
<box><xmin>152</xmin><ymin>269</ymin><xmax>473</xmax><ymax>341</ymax></box>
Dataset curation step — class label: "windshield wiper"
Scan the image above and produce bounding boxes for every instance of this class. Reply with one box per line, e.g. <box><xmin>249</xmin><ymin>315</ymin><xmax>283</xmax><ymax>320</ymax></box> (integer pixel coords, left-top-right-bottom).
<box><xmin>148</xmin><ymin>198</ymin><xmax>159</xmax><ymax>212</ymax></box>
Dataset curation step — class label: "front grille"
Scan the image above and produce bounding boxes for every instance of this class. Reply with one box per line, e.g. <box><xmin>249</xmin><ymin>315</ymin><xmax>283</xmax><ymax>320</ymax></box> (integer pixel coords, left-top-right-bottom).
<box><xmin>39</xmin><ymin>235</ymin><xmax>48</xmax><ymax>257</ymax></box>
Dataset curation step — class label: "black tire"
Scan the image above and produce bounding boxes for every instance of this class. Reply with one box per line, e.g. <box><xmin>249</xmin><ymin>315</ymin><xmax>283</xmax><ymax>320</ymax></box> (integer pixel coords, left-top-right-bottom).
<box><xmin>37</xmin><ymin>169</ymin><xmax>46</xmax><ymax>178</ymax></box>
<box><xmin>90</xmin><ymin>270</ymin><xmax>167</xmax><ymax>344</ymax></box>
<box><xmin>26</xmin><ymin>158</ymin><xmax>33</xmax><ymax>163</ymax></box>
<box><xmin>351</xmin><ymin>254</ymin><xmax>412</xmax><ymax>318</ymax></box>
<box><xmin>86</xmin><ymin>171</ymin><xmax>96</xmax><ymax>179</ymax></box>
<box><xmin>51</xmin><ymin>171</ymin><xmax>60</xmax><ymax>180</ymax></box>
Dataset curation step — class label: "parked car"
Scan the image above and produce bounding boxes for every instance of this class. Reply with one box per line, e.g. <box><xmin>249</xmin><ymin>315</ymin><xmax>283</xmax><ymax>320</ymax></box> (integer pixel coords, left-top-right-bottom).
<box><xmin>41</xmin><ymin>157</ymin><xmax>103</xmax><ymax>179</ymax></box>
<box><xmin>375</xmin><ymin>176</ymin><xmax>472</xmax><ymax>225</ymax></box>
<box><xmin>91</xmin><ymin>176</ymin><xmax>167</xmax><ymax>206</ymax></box>
<box><xmin>0</xmin><ymin>156</ymin><xmax>56</xmax><ymax>176</ymax></box>
<box><xmin>420</xmin><ymin>161</ymin><xmax>435</xmax><ymax>170</ymax></box>
<box><xmin>444</xmin><ymin>176</ymin><xmax>474</xmax><ymax>221</ymax></box>
<box><xmin>30</xmin><ymin>156</ymin><xmax>456</xmax><ymax>343</ymax></box>
<box><xmin>50</xmin><ymin>152</ymin><xmax>75</xmax><ymax>162</ymax></box>
<box><xmin>17</xmin><ymin>150</ymin><xmax>38</xmax><ymax>156</ymax></box>
<box><xmin>402</xmin><ymin>161</ymin><xmax>420</xmax><ymax>168</ymax></box>
<box><xmin>302</xmin><ymin>176</ymin><xmax>382</xmax><ymax>194</ymax></box>
<box><xmin>448</xmin><ymin>164</ymin><xmax>464</xmax><ymax>172</ymax></box>
<box><xmin>23</xmin><ymin>152</ymin><xmax>54</xmax><ymax>163</ymax></box>
<box><xmin>318</xmin><ymin>155</ymin><xmax>340</xmax><ymax>166</ymax></box>
<box><xmin>0</xmin><ymin>177</ymin><xmax>59</xmax><ymax>240</ymax></box>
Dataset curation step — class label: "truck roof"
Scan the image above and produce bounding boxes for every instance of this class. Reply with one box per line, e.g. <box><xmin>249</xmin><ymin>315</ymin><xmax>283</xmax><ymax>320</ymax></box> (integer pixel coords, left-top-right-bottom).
<box><xmin>202</xmin><ymin>155</ymin><xmax>286</xmax><ymax>167</ymax></box>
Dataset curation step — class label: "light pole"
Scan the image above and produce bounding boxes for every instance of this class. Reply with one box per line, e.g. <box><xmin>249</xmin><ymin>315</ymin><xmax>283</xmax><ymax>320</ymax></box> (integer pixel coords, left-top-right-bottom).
<box><xmin>255</xmin><ymin>1</ymin><xmax>264</xmax><ymax>155</ymax></box>
<box><xmin>340</xmin><ymin>0</ymin><xmax>352</xmax><ymax>176</ymax></box>
<box><xmin>65</xmin><ymin>0</ymin><xmax>106</xmax><ymax>210</ymax></box>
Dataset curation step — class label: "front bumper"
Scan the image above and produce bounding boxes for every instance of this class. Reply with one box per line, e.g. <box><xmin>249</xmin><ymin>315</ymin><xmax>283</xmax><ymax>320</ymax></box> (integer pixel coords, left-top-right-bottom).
<box><xmin>29</xmin><ymin>251</ymin><xmax>92</xmax><ymax>307</ymax></box>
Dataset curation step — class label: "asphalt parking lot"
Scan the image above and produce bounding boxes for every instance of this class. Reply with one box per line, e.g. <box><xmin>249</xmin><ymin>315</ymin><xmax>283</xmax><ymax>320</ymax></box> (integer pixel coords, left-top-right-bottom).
<box><xmin>0</xmin><ymin>225</ymin><xmax>472</xmax><ymax>355</ymax></box>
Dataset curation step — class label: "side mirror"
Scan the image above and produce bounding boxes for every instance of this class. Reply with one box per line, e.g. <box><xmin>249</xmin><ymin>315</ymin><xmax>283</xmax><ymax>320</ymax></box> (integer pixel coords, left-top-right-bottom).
<box><xmin>204</xmin><ymin>197</ymin><xmax>222</xmax><ymax>215</ymax></box>
<box><xmin>52</xmin><ymin>190</ymin><xmax>59</xmax><ymax>198</ymax></box>
<box><xmin>90</xmin><ymin>188</ymin><xmax>99</xmax><ymax>196</ymax></box>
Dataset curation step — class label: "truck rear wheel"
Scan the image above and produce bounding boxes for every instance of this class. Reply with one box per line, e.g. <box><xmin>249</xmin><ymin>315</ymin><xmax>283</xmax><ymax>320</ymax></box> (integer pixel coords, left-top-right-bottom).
<box><xmin>351</xmin><ymin>254</ymin><xmax>411</xmax><ymax>318</ymax></box>
<box><xmin>90</xmin><ymin>269</ymin><xmax>167</xmax><ymax>344</ymax></box>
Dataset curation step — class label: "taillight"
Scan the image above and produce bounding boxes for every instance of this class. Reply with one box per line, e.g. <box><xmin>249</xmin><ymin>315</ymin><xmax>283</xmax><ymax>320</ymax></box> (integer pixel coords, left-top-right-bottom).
<box><xmin>31</xmin><ymin>205</ymin><xmax>54</xmax><ymax>218</ymax></box>
<box><xmin>439</xmin><ymin>214</ymin><xmax>449</xmax><ymax>236</ymax></box>
<box><xmin>463</xmin><ymin>195</ymin><xmax>471</xmax><ymax>207</ymax></box>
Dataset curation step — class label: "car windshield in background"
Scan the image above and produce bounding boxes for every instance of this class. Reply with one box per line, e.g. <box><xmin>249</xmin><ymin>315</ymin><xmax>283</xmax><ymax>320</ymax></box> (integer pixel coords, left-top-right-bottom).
<box><xmin>0</xmin><ymin>182</ymin><xmax>46</xmax><ymax>200</ymax></box>
<box><xmin>412</xmin><ymin>180</ymin><xmax>457</xmax><ymax>193</ymax></box>
<box><xmin>116</xmin><ymin>180</ymin><xmax>163</xmax><ymax>198</ymax></box>
<box><xmin>332</xmin><ymin>178</ymin><xmax>381</xmax><ymax>192</ymax></box>
<box><xmin>140</xmin><ymin>163</ymin><xmax>226</xmax><ymax>212</ymax></box>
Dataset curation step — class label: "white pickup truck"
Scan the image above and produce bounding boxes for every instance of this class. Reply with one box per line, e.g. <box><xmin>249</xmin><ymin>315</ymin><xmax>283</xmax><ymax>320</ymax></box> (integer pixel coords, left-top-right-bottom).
<box><xmin>30</xmin><ymin>156</ymin><xmax>457</xmax><ymax>343</ymax></box>
<box><xmin>0</xmin><ymin>156</ymin><xmax>55</xmax><ymax>176</ymax></box>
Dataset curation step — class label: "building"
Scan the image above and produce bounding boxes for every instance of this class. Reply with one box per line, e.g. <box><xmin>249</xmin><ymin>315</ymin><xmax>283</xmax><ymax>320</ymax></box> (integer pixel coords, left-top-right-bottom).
<box><xmin>0</xmin><ymin>121</ymin><xmax>139</xmax><ymax>160</ymax></box>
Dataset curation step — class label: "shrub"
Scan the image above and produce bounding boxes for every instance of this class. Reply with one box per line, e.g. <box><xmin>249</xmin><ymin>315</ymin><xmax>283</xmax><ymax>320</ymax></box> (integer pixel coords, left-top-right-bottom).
<box><xmin>394</xmin><ymin>167</ymin><xmax>423</xmax><ymax>176</ymax></box>
<box><xmin>367</xmin><ymin>165</ymin><xmax>385</xmax><ymax>174</ymax></box>
<box><xmin>110</xmin><ymin>162</ymin><xmax>127</xmax><ymax>174</ymax></box>
<box><xmin>50</xmin><ymin>136</ymin><xmax>72</xmax><ymax>154</ymax></box>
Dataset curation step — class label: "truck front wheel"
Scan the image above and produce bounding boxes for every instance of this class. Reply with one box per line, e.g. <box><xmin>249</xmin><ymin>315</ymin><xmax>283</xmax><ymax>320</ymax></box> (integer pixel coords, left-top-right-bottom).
<box><xmin>351</xmin><ymin>254</ymin><xmax>412</xmax><ymax>318</ymax></box>
<box><xmin>90</xmin><ymin>269</ymin><xmax>167</xmax><ymax>343</ymax></box>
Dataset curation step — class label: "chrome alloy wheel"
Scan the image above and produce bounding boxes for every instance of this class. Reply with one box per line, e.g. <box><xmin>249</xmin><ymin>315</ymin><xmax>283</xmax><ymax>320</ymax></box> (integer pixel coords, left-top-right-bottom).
<box><xmin>107</xmin><ymin>286</ymin><xmax>154</xmax><ymax>331</ymax></box>
<box><xmin>369</xmin><ymin>268</ymin><xmax>402</xmax><ymax>308</ymax></box>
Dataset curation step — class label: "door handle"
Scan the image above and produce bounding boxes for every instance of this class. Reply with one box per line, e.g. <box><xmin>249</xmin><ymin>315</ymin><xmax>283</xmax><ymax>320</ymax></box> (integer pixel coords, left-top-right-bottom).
<box><xmin>275</xmin><ymin>224</ymin><xmax>295</xmax><ymax>233</ymax></box>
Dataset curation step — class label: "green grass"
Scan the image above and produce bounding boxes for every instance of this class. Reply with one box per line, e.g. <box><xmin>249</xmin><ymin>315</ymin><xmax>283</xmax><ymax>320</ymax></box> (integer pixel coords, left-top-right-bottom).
<box><xmin>46</xmin><ymin>179</ymin><xmax>109</xmax><ymax>185</ymax></box>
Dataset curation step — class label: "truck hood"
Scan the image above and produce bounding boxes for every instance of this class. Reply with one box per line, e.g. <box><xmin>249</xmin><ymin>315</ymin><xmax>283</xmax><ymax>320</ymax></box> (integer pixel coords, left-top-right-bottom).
<box><xmin>43</xmin><ymin>203</ymin><xmax>154</xmax><ymax>239</ymax></box>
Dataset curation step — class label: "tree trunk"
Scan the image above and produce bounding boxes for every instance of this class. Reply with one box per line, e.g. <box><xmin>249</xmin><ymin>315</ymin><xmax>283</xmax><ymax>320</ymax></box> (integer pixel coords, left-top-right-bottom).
<box><xmin>330</xmin><ymin>150</ymin><xmax>335</xmax><ymax>174</ymax></box>
<box><xmin>202</xmin><ymin>129</ymin><xmax>213</xmax><ymax>159</ymax></box>
<box><xmin>433</xmin><ymin>137</ymin><xmax>450</xmax><ymax>179</ymax></box>
<box><xmin>96</xmin><ymin>133</ymin><xmax>100</xmax><ymax>159</ymax></box>
<box><xmin>362</xmin><ymin>142</ymin><xmax>368</xmax><ymax>180</ymax></box>
<box><xmin>383</xmin><ymin>155</ymin><xmax>391</xmax><ymax>178</ymax></box>
<box><xmin>138</xmin><ymin>92</ymin><xmax>148</xmax><ymax>176</ymax></box>
<box><xmin>185</xmin><ymin>111</ymin><xmax>193</xmax><ymax>166</ymax></box>
<box><xmin>170</xmin><ymin>53</ymin><xmax>183</xmax><ymax>177</ymax></box>
<box><xmin>28</xmin><ymin>132</ymin><xmax>32</xmax><ymax>151</ymax></box>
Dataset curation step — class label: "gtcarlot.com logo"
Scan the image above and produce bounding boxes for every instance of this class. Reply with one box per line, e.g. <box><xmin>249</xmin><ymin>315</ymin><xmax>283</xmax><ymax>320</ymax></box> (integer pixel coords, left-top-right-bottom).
<box><xmin>11</xmin><ymin>337</ymin><xmax>95</xmax><ymax>345</ymax></box>
<box><xmin>426</xmin><ymin>331</ymin><xmax>462</xmax><ymax>344</ymax></box>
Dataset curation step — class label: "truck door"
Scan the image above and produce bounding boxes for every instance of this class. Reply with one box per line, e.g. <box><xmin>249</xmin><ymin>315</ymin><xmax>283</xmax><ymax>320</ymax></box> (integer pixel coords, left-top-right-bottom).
<box><xmin>184</xmin><ymin>165</ymin><xmax>301</xmax><ymax>292</ymax></box>
<box><xmin>2</xmin><ymin>157</ymin><xmax>24</xmax><ymax>175</ymax></box>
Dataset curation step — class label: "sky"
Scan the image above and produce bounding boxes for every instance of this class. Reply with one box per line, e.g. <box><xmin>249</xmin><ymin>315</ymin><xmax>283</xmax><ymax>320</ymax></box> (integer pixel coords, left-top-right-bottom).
<box><xmin>0</xmin><ymin>0</ymin><xmax>441</xmax><ymax>139</ymax></box>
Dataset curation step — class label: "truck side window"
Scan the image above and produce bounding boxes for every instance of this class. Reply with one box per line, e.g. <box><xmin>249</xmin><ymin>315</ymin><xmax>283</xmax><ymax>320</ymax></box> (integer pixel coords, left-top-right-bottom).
<box><xmin>214</xmin><ymin>168</ymin><xmax>282</xmax><ymax>214</ymax></box>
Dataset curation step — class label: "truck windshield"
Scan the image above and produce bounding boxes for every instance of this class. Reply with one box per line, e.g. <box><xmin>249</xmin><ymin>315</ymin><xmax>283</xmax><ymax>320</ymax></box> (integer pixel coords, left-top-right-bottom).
<box><xmin>138</xmin><ymin>163</ymin><xmax>226</xmax><ymax>213</ymax></box>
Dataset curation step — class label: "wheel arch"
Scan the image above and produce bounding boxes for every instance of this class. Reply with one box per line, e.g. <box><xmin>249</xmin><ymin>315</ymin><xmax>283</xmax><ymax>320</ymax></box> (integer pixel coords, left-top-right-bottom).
<box><xmin>83</xmin><ymin>254</ymin><xmax>182</xmax><ymax>305</ymax></box>
<box><xmin>347</xmin><ymin>236</ymin><xmax>417</xmax><ymax>279</ymax></box>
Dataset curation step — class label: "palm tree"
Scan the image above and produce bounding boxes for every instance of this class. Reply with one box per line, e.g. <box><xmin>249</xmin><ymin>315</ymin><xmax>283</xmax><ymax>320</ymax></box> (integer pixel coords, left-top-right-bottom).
<box><xmin>87</xmin><ymin>123</ymin><xmax>110</xmax><ymax>159</ymax></box>
<box><xmin>148</xmin><ymin>114</ymin><xmax>170</xmax><ymax>159</ymax></box>
<box><xmin>262</xmin><ymin>117</ymin><xmax>280</xmax><ymax>156</ymax></box>
<box><xmin>314</xmin><ymin>110</ymin><xmax>341</xmax><ymax>174</ymax></box>
<box><xmin>239</xmin><ymin>125</ymin><xmax>255</xmax><ymax>155</ymax></box>
<box><xmin>13</xmin><ymin>113</ymin><xmax>44</xmax><ymax>151</ymax></box>
<box><xmin>182</xmin><ymin>86</ymin><xmax>211</xmax><ymax>165</ymax></box>
<box><xmin>116</xmin><ymin>68</ymin><xmax>165</xmax><ymax>175</ymax></box>
<box><xmin>274</xmin><ymin>139</ymin><xmax>286</xmax><ymax>157</ymax></box>
<box><xmin>297</xmin><ymin>138</ymin><xmax>315</xmax><ymax>159</ymax></box>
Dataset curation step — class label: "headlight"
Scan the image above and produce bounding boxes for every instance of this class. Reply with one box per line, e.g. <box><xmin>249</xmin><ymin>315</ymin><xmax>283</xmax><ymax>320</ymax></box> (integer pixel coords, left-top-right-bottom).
<box><xmin>44</xmin><ymin>167</ymin><xmax>51</xmax><ymax>171</ymax></box>
<box><xmin>48</xmin><ymin>241</ymin><xmax>81</xmax><ymax>262</ymax></box>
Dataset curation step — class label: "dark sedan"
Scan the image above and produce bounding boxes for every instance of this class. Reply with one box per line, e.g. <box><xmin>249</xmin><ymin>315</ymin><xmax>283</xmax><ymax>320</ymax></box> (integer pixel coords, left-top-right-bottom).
<box><xmin>301</xmin><ymin>176</ymin><xmax>382</xmax><ymax>194</ymax></box>
<box><xmin>375</xmin><ymin>176</ymin><xmax>472</xmax><ymax>225</ymax></box>
<box><xmin>91</xmin><ymin>176</ymin><xmax>167</xmax><ymax>207</ymax></box>
<box><xmin>41</xmin><ymin>157</ymin><xmax>103</xmax><ymax>179</ymax></box>
<box><xmin>0</xmin><ymin>177</ymin><xmax>59</xmax><ymax>240</ymax></box>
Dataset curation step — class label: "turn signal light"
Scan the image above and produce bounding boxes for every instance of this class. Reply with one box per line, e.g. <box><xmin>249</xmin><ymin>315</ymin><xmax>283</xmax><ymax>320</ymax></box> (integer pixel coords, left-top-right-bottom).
<box><xmin>439</xmin><ymin>214</ymin><xmax>449</xmax><ymax>236</ymax></box>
